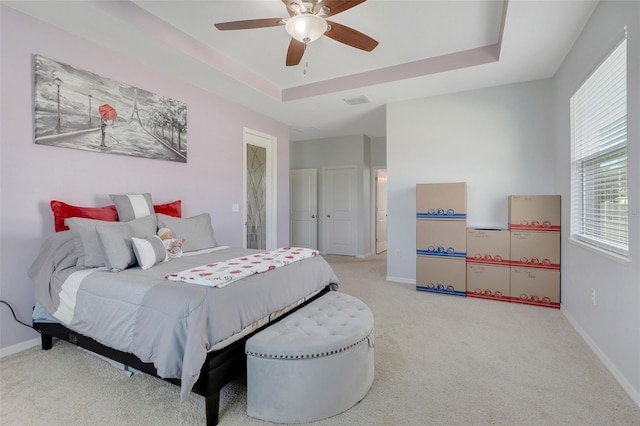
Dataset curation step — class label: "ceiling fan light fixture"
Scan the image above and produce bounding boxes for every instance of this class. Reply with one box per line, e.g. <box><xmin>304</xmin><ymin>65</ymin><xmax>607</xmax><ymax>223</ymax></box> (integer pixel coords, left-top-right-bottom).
<box><xmin>285</xmin><ymin>14</ymin><xmax>327</xmax><ymax>44</ymax></box>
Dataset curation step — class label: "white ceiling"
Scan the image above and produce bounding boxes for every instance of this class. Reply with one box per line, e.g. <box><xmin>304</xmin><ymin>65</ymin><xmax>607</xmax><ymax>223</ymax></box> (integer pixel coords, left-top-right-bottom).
<box><xmin>5</xmin><ymin>0</ymin><xmax>598</xmax><ymax>141</ymax></box>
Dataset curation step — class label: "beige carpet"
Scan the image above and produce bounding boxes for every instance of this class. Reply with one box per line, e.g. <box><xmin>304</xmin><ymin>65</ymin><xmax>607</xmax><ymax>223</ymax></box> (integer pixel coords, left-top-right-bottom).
<box><xmin>2</xmin><ymin>254</ymin><xmax>639</xmax><ymax>425</ymax></box>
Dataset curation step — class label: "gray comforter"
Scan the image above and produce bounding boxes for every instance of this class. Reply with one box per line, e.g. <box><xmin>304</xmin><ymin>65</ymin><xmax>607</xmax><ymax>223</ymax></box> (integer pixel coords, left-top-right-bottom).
<box><xmin>29</xmin><ymin>231</ymin><xmax>339</xmax><ymax>399</ymax></box>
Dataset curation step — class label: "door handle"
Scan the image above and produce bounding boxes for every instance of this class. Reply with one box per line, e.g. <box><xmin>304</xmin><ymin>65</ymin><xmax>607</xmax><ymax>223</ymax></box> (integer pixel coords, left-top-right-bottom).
<box><xmin>326</xmin><ymin>214</ymin><xmax>331</xmax><ymax>218</ymax></box>
<box><xmin>311</xmin><ymin>215</ymin><xmax>316</xmax><ymax>219</ymax></box>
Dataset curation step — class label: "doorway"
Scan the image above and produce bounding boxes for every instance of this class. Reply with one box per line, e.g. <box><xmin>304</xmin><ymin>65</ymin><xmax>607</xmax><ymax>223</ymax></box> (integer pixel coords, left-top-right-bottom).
<box><xmin>375</xmin><ymin>169</ymin><xmax>388</xmax><ymax>254</ymax></box>
<box><xmin>243</xmin><ymin>128</ymin><xmax>276</xmax><ymax>250</ymax></box>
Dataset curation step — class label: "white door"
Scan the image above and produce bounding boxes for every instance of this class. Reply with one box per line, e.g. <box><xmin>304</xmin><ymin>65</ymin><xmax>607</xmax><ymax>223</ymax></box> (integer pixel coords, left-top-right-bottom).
<box><xmin>290</xmin><ymin>168</ymin><xmax>317</xmax><ymax>249</ymax></box>
<box><xmin>375</xmin><ymin>169</ymin><xmax>388</xmax><ymax>254</ymax></box>
<box><xmin>243</xmin><ymin>128</ymin><xmax>277</xmax><ymax>250</ymax></box>
<box><xmin>323</xmin><ymin>166</ymin><xmax>357</xmax><ymax>256</ymax></box>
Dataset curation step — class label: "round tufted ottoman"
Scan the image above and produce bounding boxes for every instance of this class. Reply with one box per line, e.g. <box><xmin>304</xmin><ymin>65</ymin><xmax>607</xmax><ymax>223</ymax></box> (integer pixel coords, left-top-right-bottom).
<box><xmin>245</xmin><ymin>291</ymin><xmax>374</xmax><ymax>423</ymax></box>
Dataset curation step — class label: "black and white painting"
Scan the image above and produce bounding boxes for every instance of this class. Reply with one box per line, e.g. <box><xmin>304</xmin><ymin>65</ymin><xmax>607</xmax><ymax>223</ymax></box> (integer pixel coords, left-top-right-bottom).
<box><xmin>33</xmin><ymin>55</ymin><xmax>187</xmax><ymax>163</ymax></box>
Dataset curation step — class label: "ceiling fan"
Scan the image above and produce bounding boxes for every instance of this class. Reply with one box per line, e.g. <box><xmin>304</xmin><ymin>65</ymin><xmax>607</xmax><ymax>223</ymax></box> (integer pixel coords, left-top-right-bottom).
<box><xmin>214</xmin><ymin>0</ymin><xmax>378</xmax><ymax>66</ymax></box>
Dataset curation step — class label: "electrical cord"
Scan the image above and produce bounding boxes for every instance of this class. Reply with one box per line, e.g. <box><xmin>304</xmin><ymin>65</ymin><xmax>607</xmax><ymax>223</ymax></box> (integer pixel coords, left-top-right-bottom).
<box><xmin>0</xmin><ymin>300</ymin><xmax>39</xmax><ymax>332</ymax></box>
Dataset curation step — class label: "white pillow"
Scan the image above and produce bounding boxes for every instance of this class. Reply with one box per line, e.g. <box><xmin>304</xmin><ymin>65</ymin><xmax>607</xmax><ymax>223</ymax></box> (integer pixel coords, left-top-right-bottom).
<box><xmin>132</xmin><ymin>236</ymin><xmax>167</xmax><ymax>270</ymax></box>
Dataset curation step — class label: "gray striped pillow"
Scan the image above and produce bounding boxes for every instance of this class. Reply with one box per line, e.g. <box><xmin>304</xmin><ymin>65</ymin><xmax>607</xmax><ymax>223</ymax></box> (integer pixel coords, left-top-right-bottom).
<box><xmin>132</xmin><ymin>235</ymin><xmax>167</xmax><ymax>269</ymax></box>
<box><xmin>110</xmin><ymin>193</ymin><xmax>154</xmax><ymax>221</ymax></box>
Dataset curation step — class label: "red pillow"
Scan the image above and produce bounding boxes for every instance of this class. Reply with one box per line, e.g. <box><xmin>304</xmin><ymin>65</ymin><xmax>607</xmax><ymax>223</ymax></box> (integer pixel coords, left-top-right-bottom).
<box><xmin>51</xmin><ymin>200</ymin><xmax>118</xmax><ymax>232</ymax></box>
<box><xmin>51</xmin><ymin>199</ymin><xmax>182</xmax><ymax>232</ymax></box>
<box><xmin>154</xmin><ymin>200</ymin><xmax>182</xmax><ymax>218</ymax></box>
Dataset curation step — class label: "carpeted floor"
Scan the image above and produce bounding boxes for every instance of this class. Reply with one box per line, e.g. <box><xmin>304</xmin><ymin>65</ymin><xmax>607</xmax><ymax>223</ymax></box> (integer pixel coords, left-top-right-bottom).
<box><xmin>1</xmin><ymin>254</ymin><xmax>639</xmax><ymax>425</ymax></box>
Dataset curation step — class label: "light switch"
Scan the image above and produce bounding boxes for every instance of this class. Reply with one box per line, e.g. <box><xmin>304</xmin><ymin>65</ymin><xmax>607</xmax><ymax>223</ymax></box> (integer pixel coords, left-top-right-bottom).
<box><xmin>232</xmin><ymin>203</ymin><xmax>239</xmax><ymax>212</ymax></box>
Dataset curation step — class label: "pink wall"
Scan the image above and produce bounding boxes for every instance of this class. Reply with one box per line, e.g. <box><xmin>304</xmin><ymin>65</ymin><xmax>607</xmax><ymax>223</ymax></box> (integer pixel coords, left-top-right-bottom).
<box><xmin>0</xmin><ymin>6</ymin><xmax>290</xmax><ymax>350</ymax></box>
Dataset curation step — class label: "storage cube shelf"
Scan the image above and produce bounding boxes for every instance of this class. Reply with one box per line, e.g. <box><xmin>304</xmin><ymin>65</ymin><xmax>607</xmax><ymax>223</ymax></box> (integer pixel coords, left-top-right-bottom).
<box><xmin>416</xmin><ymin>256</ymin><xmax>467</xmax><ymax>297</ymax></box>
<box><xmin>508</xmin><ymin>195</ymin><xmax>561</xmax><ymax>232</ymax></box>
<box><xmin>510</xmin><ymin>268</ymin><xmax>560</xmax><ymax>308</ymax></box>
<box><xmin>466</xmin><ymin>263</ymin><xmax>511</xmax><ymax>303</ymax></box>
<box><xmin>416</xmin><ymin>220</ymin><xmax>466</xmax><ymax>259</ymax></box>
<box><xmin>508</xmin><ymin>195</ymin><xmax>561</xmax><ymax>308</ymax></box>
<box><xmin>416</xmin><ymin>182</ymin><xmax>467</xmax><ymax>220</ymax></box>
<box><xmin>415</xmin><ymin>183</ymin><xmax>467</xmax><ymax>297</ymax></box>
<box><xmin>466</xmin><ymin>228</ymin><xmax>510</xmax><ymax>267</ymax></box>
<box><xmin>466</xmin><ymin>228</ymin><xmax>511</xmax><ymax>303</ymax></box>
<box><xmin>510</xmin><ymin>231</ymin><xmax>560</xmax><ymax>270</ymax></box>
<box><xmin>416</xmin><ymin>185</ymin><xmax>560</xmax><ymax>308</ymax></box>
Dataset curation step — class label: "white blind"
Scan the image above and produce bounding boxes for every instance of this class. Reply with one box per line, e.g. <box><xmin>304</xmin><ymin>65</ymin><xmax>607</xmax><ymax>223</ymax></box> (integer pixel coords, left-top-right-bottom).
<box><xmin>570</xmin><ymin>37</ymin><xmax>628</xmax><ymax>256</ymax></box>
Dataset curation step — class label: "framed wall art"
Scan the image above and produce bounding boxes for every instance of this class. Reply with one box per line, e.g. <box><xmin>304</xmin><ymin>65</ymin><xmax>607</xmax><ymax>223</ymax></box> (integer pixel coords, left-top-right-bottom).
<box><xmin>33</xmin><ymin>54</ymin><xmax>187</xmax><ymax>163</ymax></box>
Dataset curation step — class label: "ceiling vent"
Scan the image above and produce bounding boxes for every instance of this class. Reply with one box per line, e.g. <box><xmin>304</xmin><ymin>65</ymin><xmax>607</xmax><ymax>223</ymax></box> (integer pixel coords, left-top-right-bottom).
<box><xmin>342</xmin><ymin>95</ymin><xmax>371</xmax><ymax>106</ymax></box>
<box><xmin>291</xmin><ymin>126</ymin><xmax>318</xmax><ymax>134</ymax></box>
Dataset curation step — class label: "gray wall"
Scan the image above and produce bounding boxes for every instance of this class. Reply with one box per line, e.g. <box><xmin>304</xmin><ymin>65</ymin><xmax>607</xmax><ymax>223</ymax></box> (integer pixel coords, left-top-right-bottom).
<box><xmin>386</xmin><ymin>0</ymin><xmax>639</xmax><ymax>405</ymax></box>
<box><xmin>370</xmin><ymin>136</ymin><xmax>387</xmax><ymax>169</ymax></box>
<box><xmin>290</xmin><ymin>135</ymin><xmax>387</xmax><ymax>256</ymax></box>
<box><xmin>386</xmin><ymin>78</ymin><xmax>556</xmax><ymax>282</ymax></box>
<box><xmin>553</xmin><ymin>0</ymin><xmax>640</xmax><ymax>406</ymax></box>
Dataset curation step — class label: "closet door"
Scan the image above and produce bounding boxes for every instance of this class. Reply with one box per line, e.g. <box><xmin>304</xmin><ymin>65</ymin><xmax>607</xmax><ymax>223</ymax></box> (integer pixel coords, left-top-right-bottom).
<box><xmin>290</xmin><ymin>168</ymin><xmax>318</xmax><ymax>249</ymax></box>
<box><xmin>323</xmin><ymin>166</ymin><xmax>357</xmax><ymax>256</ymax></box>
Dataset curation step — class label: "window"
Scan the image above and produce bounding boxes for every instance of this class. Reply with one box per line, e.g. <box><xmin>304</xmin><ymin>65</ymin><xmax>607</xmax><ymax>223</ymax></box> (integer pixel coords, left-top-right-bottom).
<box><xmin>570</xmin><ymin>35</ymin><xmax>628</xmax><ymax>257</ymax></box>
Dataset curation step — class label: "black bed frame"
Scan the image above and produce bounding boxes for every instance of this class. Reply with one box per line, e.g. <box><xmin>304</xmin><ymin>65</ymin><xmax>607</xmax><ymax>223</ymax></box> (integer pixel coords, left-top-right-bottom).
<box><xmin>33</xmin><ymin>286</ymin><xmax>330</xmax><ymax>425</ymax></box>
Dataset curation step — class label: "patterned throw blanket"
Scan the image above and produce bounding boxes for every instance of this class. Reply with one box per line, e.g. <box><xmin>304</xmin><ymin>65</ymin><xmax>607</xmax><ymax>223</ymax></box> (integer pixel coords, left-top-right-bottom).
<box><xmin>165</xmin><ymin>247</ymin><xmax>319</xmax><ymax>288</ymax></box>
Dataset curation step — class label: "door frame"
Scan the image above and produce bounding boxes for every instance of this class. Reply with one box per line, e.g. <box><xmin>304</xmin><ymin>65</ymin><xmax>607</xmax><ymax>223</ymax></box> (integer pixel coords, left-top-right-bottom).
<box><xmin>242</xmin><ymin>127</ymin><xmax>277</xmax><ymax>250</ymax></box>
<box><xmin>372</xmin><ymin>167</ymin><xmax>388</xmax><ymax>254</ymax></box>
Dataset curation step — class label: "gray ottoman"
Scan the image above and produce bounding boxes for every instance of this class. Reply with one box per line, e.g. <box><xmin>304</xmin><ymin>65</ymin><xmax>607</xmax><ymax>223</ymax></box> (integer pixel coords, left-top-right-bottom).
<box><xmin>245</xmin><ymin>291</ymin><xmax>374</xmax><ymax>423</ymax></box>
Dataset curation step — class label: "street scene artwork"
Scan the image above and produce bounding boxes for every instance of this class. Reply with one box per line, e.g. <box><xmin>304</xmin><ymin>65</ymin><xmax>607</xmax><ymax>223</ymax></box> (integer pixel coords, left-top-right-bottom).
<box><xmin>33</xmin><ymin>55</ymin><xmax>187</xmax><ymax>163</ymax></box>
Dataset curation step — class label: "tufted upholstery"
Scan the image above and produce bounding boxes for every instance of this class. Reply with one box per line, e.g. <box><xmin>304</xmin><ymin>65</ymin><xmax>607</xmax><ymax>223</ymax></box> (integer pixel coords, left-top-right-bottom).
<box><xmin>246</xmin><ymin>291</ymin><xmax>374</xmax><ymax>359</ymax></box>
<box><xmin>246</xmin><ymin>291</ymin><xmax>375</xmax><ymax>423</ymax></box>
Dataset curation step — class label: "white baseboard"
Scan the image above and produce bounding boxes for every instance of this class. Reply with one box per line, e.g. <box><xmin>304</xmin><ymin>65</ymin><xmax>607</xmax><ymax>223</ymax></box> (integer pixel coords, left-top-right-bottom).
<box><xmin>356</xmin><ymin>252</ymin><xmax>374</xmax><ymax>259</ymax></box>
<box><xmin>561</xmin><ymin>306</ymin><xmax>640</xmax><ymax>409</ymax></box>
<box><xmin>386</xmin><ymin>276</ymin><xmax>415</xmax><ymax>285</ymax></box>
<box><xmin>0</xmin><ymin>337</ymin><xmax>40</xmax><ymax>358</ymax></box>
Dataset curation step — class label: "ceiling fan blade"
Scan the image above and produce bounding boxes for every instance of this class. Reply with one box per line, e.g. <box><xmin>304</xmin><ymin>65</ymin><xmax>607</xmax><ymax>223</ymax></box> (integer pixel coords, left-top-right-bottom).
<box><xmin>316</xmin><ymin>0</ymin><xmax>366</xmax><ymax>17</ymax></box>
<box><xmin>214</xmin><ymin>18</ymin><xmax>284</xmax><ymax>31</ymax></box>
<box><xmin>286</xmin><ymin>38</ymin><xmax>306</xmax><ymax>66</ymax></box>
<box><xmin>324</xmin><ymin>20</ymin><xmax>378</xmax><ymax>52</ymax></box>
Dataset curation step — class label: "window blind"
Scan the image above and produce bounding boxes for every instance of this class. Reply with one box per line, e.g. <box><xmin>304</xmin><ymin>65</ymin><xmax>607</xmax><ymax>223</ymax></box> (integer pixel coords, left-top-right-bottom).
<box><xmin>570</xmin><ymin>36</ymin><xmax>628</xmax><ymax>256</ymax></box>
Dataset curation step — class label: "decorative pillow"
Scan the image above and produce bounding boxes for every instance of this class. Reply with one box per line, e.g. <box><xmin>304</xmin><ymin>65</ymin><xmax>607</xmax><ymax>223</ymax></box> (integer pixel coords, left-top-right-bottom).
<box><xmin>96</xmin><ymin>225</ymin><xmax>137</xmax><ymax>272</ymax></box>
<box><xmin>66</xmin><ymin>214</ymin><xmax>157</xmax><ymax>269</ymax></box>
<box><xmin>51</xmin><ymin>200</ymin><xmax>118</xmax><ymax>232</ymax></box>
<box><xmin>51</xmin><ymin>198</ymin><xmax>179</xmax><ymax>232</ymax></box>
<box><xmin>110</xmin><ymin>193</ymin><xmax>154</xmax><ymax>221</ymax></box>
<box><xmin>132</xmin><ymin>236</ymin><xmax>167</xmax><ymax>270</ymax></box>
<box><xmin>128</xmin><ymin>213</ymin><xmax>158</xmax><ymax>237</ymax></box>
<box><xmin>154</xmin><ymin>200</ymin><xmax>182</xmax><ymax>218</ymax></box>
<box><xmin>157</xmin><ymin>213</ymin><xmax>218</xmax><ymax>253</ymax></box>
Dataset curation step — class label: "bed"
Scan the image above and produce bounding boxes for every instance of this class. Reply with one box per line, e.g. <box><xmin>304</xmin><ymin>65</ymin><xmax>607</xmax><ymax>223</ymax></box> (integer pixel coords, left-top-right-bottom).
<box><xmin>29</xmin><ymin>196</ymin><xmax>340</xmax><ymax>425</ymax></box>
